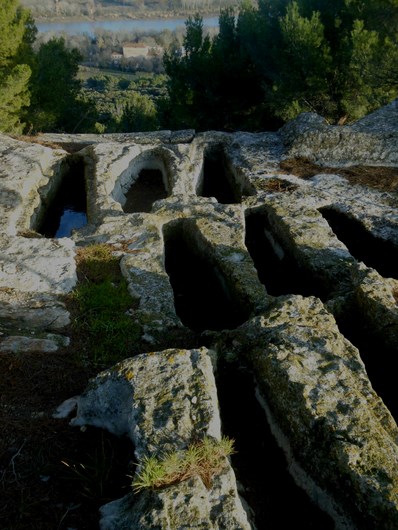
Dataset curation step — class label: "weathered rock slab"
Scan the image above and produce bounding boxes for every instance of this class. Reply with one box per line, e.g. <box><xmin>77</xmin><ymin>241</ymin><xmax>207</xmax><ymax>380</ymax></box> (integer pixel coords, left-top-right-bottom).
<box><xmin>0</xmin><ymin>335</ymin><xmax>60</xmax><ymax>353</ymax></box>
<box><xmin>0</xmin><ymin>290</ymin><xmax>71</xmax><ymax>330</ymax></box>
<box><xmin>0</xmin><ymin>237</ymin><xmax>77</xmax><ymax>294</ymax></box>
<box><xmin>71</xmin><ymin>348</ymin><xmax>220</xmax><ymax>456</ymax></box>
<box><xmin>224</xmin><ymin>296</ymin><xmax>398</xmax><ymax>529</ymax></box>
<box><xmin>68</xmin><ymin>347</ymin><xmax>252</xmax><ymax>529</ymax></box>
<box><xmin>0</xmin><ymin>134</ymin><xmax>66</xmax><ymax>235</ymax></box>
<box><xmin>352</xmin><ymin>265</ymin><xmax>398</xmax><ymax>350</ymax></box>
<box><xmin>279</xmin><ymin>106</ymin><xmax>398</xmax><ymax>166</ymax></box>
<box><xmin>100</xmin><ymin>473</ymin><xmax>251</xmax><ymax>530</ymax></box>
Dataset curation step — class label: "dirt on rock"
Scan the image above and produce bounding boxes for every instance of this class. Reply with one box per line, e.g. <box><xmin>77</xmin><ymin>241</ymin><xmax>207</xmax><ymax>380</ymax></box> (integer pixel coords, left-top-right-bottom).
<box><xmin>280</xmin><ymin>157</ymin><xmax>398</xmax><ymax>193</ymax></box>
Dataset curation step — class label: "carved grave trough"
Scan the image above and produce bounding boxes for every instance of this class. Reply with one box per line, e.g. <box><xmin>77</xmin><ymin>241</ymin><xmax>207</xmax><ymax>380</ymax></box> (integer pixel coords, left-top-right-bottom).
<box><xmin>37</xmin><ymin>154</ymin><xmax>88</xmax><ymax>237</ymax></box>
<box><xmin>164</xmin><ymin>218</ymin><xmax>250</xmax><ymax>331</ymax></box>
<box><xmin>320</xmin><ymin>205</ymin><xmax>398</xmax><ymax>280</ymax></box>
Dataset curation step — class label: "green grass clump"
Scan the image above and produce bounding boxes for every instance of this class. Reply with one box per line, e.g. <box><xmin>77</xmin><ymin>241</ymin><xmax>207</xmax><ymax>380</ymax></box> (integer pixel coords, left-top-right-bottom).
<box><xmin>132</xmin><ymin>437</ymin><xmax>235</xmax><ymax>492</ymax></box>
<box><xmin>75</xmin><ymin>243</ymin><xmax>121</xmax><ymax>284</ymax></box>
<box><xmin>70</xmin><ymin>244</ymin><xmax>141</xmax><ymax>365</ymax></box>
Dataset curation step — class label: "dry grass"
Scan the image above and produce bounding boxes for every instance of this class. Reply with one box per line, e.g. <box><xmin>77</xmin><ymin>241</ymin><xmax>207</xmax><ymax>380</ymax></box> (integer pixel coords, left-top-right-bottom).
<box><xmin>132</xmin><ymin>437</ymin><xmax>235</xmax><ymax>492</ymax></box>
<box><xmin>256</xmin><ymin>178</ymin><xmax>297</xmax><ymax>193</ymax></box>
<box><xmin>280</xmin><ymin>157</ymin><xmax>398</xmax><ymax>193</ymax></box>
<box><xmin>74</xmin><ymin>244</ymin><xmax>121</xmax><ymax>283</ymax></box>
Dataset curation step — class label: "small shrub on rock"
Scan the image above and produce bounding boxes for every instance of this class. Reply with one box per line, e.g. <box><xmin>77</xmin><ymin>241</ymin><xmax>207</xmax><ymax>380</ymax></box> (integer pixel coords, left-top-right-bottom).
<box><xmin>132</xmin><ymin>436</ymin><xmax>235</xmax><ymax>492</ymax></box>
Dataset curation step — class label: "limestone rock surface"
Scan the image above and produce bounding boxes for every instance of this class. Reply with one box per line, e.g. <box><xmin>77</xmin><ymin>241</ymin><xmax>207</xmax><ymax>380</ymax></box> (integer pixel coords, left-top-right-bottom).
<box><xmin>0</xmin><ymin>290</ymin><xmax>70</xmax><ymax>330</ymax></box>
<box><xmin>70</xmin><ymin>347</ymin><xmax>252</xmax><ymax>529</ymax></box>
<box><xmin>0</xmin><ymin>335</ymin><xmax>60</xmax><ymax>353</ymax></box>
<box><xmin>2</xmin><ymin>102</ymin><xmax>398</xmax><ymax>529</ymax></box>
<box><xmin>0</xmin><ymin>237</ymin><xmax>77</xmax><ymax>294</ymax></box>
<box><xmin>100</xmin><ymin>473</ymin><xmax>251</xmax><ymax>530</ymax></box>
<box><xmin>71</xmin><ymin>348</ymin><xmax>221</xmax><ymax>455</ymax></box>
<box><xmin>223</xmin><ymin>296</ymin><xmax>398</xmax><ymax>529</ymax></box>
<box><xmin>280</xmin><ymin>103</ymin><xmax>398</xmax><ymax>166</ymax></box>
<box><xmin>0</xmin><ymin>134</ymin><xmax>66</xmax><ymax>235</ymax></box>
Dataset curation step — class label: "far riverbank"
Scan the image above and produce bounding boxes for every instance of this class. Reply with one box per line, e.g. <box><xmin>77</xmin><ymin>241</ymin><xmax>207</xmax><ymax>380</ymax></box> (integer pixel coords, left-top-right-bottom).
<box><xmin>37</xmin><ymin>15</ymin><xmax>219</xmax><ymax>35</ymax></box>
<box><xmin>34</xmin><ymin>9</ymin><xmax>221</xmax><ymax>24</ymax></box>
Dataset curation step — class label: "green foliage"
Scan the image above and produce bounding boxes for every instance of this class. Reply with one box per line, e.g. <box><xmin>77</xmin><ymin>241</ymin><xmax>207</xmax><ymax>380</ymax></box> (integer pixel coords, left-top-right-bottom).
<box><xmin>28</xmin><ymin>37</ymin><xmax>91</xmax><ymax>132</ymax></box>
<box><xmin>70</xmin><ymin>244</ymin><xmax>140</xmax><ymax>366</ymax></box>
<box><xmin>79</xmin><ymin>70</ymin><xmax>165</xmax><ymax>132</ymax></box>
<box><xmin>269</xmin><ymin>1</ymin><xmax>333</xmax><ymax>120</ymax></box>
<box><xmin>162</xmin><ymin>15</ymin><xmax>212</xmax><ymax>129</ymax></box>
<box><xmin>132</xmin><ymin>436</ymin><xmax>235</xmax><ymax>492</ymax></box>
<box><xmin>163</xmin><ymin>11</ymin><xmax>264</xmax><ymax>130</ymax></box>
<box><xmin>163</xmin><ymin>0</ymin><xmax>398</xmax><ymax>129</ymax></box>
<box><xmin>120</xmin><ymin>92</ymin><xmax>158</xmax><ymax>131</ymax></box>
<box><xmin>0</xmin><ymin>0</ymin><xmax>33</xmax><ymax>133</ymax></box>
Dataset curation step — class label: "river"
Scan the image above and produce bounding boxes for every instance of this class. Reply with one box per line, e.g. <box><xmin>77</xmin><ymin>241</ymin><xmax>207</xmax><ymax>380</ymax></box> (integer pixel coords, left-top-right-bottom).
<box><xmin>36</xmin><ymin>16</ymin><xmax>219</xmax><ymax>35</ymax></box>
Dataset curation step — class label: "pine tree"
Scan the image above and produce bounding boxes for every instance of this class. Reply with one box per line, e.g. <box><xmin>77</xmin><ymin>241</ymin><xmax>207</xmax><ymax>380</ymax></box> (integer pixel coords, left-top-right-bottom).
<box><xmin>163</xmin><ymin>0</ymin><xmax>398</xmax><ymax>129</ymax></box>
<box><xmin>0</xmin><ymin>0</ymin><xmax>33</xmax><ymax>134</ymax></box>
<box><xmin>29</xmin><ymin>37</ymin><xmax>88</xmax><ymax>132</ymax></box>
<box><xmin>270</xmin><ymin>1</ymin><xmax>333</xmax><ymax>120</ymax></box>
<box><xmin>163</xmin><ymin>15</ymin><xmax>212</xmax><ymax>129</ymax></box>
<box><xmin>245</xmin><ymin>0</ymin><xmax>398</xmax><ymax>122</ymax></box>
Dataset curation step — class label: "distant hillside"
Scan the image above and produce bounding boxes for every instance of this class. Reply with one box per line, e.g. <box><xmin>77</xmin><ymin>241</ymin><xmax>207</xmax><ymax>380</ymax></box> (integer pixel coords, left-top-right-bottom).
<box><xmin>20</xmin><ymin>0</ymin><xmax>237</xmax><ymax>20</ymax></box>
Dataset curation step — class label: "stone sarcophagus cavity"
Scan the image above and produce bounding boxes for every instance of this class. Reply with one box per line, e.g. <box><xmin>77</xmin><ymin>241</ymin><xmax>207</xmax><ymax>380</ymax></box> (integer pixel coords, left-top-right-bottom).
<box><xmin>319</xmin><ymin>205</ymin><xmax>398</xmax><ymax>280</ymax></box>
<box><xmin>198</xmin><ymin>143</ymin><xmax>253</xmax><ymax>204</ymax></box>
<box><xmin>37</xmin><ymin>154</ymin><xmax>88</xmax><ymax>238</ymax></box>
<box><xmin>163</xmin><ymin>219</ymin><xmax>250</xmax><ymax>332</ymax></box>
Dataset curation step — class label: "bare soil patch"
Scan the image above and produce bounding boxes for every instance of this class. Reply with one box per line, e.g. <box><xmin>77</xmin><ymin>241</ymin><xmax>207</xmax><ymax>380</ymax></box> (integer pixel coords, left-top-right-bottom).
<box><xmin>0</xmin><ymin>347</ymin><xmax>135</xmax><ymax>530</ymax></box>
<box><xmin>280</xmin><ymin>157</ymin><xmax>398</xmax><ymax>193</ymax></box>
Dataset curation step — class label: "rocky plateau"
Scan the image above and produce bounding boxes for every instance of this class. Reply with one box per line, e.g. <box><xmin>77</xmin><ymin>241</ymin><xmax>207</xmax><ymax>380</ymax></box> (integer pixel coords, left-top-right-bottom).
<box><xmin>1</xmin><ymin>99</ymin><xmax>398</xmax><ymax>529</ymax></box>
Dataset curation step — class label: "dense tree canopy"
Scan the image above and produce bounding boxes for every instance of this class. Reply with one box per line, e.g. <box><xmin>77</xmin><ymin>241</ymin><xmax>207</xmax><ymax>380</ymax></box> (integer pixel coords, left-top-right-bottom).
<box><xmin>0</xmin><ymin>0</ymin><xmax>96</xmax><ymax>133</ymax></box>
<box><xmin>0</xmin><ymin>0</ymin><xmax>34</xmax><ymax>133</ymax></box>
<box><xmin>28</xmin><ymin>37</ymin><xmax>90</xmax><ymax>132</ymax></box>
<box><xmin>2</xmin><ymin>0</ymin><xmax>398</xmax><ymax>135</ymax></box>
<box><xmin>162</xmin><ymin>0</ymin><xmax>398</xmax><ymax>130</ymax></box>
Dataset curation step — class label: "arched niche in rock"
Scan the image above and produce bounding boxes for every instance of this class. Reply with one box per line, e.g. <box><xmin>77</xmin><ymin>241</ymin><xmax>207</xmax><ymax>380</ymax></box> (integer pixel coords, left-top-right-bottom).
<box><xmin>112</xmin><ymin>148</ymin><xmax>175</xmax><ymax>214</ymax></box>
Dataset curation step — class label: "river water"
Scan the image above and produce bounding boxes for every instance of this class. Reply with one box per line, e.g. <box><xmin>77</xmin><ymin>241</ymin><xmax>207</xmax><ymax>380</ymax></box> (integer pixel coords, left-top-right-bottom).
<box><xmin>36</xmin><ymin>16</ymin><xmax>219</xmax><ymax>35</ymax></box>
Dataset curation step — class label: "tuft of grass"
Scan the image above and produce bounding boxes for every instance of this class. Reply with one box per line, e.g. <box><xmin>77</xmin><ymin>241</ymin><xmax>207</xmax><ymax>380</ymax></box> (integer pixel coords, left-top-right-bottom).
<box><xmin>75</xmin><ymin>244</ymin><xmax>121</xmax><ymax>283</ymax></box>
<box><xmin>132</xmin><ymin>436</ymin><xmax>235</xmax><ymax>492</ymax></box>
<box><xmin>69</xmin><ymin>243</ymin><xmax>141</xmax><ymax>366</ymax></box>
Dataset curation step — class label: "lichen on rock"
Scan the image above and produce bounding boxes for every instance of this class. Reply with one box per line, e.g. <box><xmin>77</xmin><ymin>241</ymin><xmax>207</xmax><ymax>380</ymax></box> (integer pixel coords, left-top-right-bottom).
<box><xmin>69</xmin><ymin>347</ymin><xmax>253</xmax><ymax>529</ymax></box>
<box><xmin>222</xmin><ymin>295</ymin><xmax>398</xmax><ymax>529</ymax></box>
